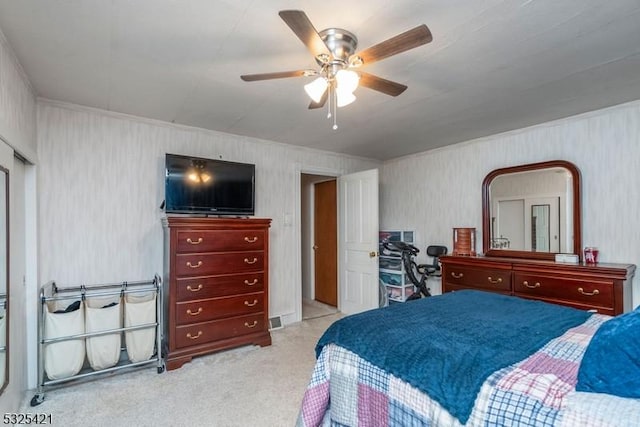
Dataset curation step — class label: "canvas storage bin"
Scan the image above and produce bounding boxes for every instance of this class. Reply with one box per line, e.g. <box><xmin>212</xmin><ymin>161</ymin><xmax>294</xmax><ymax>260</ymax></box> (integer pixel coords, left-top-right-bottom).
<box><xmin>85</xmin><ymin>295</ymin><xmax>122</xmax><ymax>371</ymax></box>
<box><xmin>124</xmin><ymin>292</ymin><xmax>156</xmax><ymax>363</ymax></box>
<box><xmin>44</xmin><ymin>300</ymin><xmax>86</xmax><ymax>380</ymax></box>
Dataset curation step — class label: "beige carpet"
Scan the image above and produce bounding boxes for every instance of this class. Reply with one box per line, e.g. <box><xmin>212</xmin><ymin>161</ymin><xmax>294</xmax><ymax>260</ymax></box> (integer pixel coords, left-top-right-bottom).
<box><xmin>20</xmin><ymin>314</ymin><xmax>342</xmax><ymax>427</ymax></box>
<box><xmin>302</xmin><ymin>298</ymin><xmax>338</xmax><ymax>320</ymax></box>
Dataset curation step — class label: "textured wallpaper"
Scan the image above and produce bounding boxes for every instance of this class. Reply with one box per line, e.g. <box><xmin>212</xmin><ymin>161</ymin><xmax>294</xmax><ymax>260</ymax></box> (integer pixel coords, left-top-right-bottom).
<box><xmin>36</xmin><ymin>102</ymin><xmax>380</xmax><ymax>318</ymax></box>
<box><xmin>381</xmin><ymin>100</ymin><xmax>640</xmax><ymax>307</ymax></box>
<box><xmin>0</xmin><ymin>30</ymin><xmax>36</xmax><ymax>158</ymax></box>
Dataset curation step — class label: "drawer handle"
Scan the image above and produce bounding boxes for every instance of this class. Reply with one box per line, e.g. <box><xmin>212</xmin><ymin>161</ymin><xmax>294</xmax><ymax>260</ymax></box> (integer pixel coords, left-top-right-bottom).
<box><xmin>487</xmin><ymin>276</ymin><xmax>503</xmax><ymax>284</ymax></box>
<box><xmin>578</xmin><ymin>287</ymin><xmax>600</xmax><ymax>296</ymax></box>
<box><xmin>187</xmin><ymin>307</ymin><xmax>203</xmax><ymax>316</ymax></box>
<box><xmin>187</xmin><ymin>261</ymin><xmax>203</xmax><ymax>269</ymax></box>
<box><xmin>451</xmin><ymin>272</ymin><xmax>464</xmax><ymax>279</ymax></box>
<box><xmin>244</xmin><ymin>279</ymin><xmax>258</xmax><ymax>286</ymax></box>
<box><xmin>186</xmin><ymin>331</ymin><xmax>203</xmax><ymax>340</ymax></box>
<box><xmin>187</xmin><ymin>237</ymin><xmax>203</xmax><ymax>245</ymax></box>
<box><xmin>187</xmin><ymin>284</ymin><xmax>203</xmax><ymax>292</ymax></box>
<box><xmin>244</xmin><ymin>320</ymin><xmax>258</xmax><ymax>328</ymax></box>
<box><xmin>244</xmin><ymin>236</ymin><xmax>258</xmax><ymax>243</ymax></box>
<box><xmin>523</xmin><ymin>281</ymin><xmax>541</xmax><ymax>289</ymax></box>
<box><xmin>244</xmin><ymin>299</ymin><xmax>258</xmax><ymax>307</ymax></box>
<box><xmin>244</xmin><ymin>257</ymin><xmax>258</xmax><ymax>265</ymax></box>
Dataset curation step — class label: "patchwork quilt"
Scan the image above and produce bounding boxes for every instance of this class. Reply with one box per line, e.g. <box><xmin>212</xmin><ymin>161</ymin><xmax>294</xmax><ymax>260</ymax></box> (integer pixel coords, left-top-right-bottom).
<box><xmin>297</xmin><ymin>314</ymin><xmax>640</xmax><ymax>426</ymax></box>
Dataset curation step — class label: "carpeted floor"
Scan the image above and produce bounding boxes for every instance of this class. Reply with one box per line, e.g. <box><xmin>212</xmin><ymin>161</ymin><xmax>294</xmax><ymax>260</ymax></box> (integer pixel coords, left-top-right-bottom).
<box><xmin>302</xmin><ymin>298</ymin><xmax>338</xmax><ymax>320</ymax></box>
<box><xmin>20</xmin><ymin>313</ymin><xmax>342</xmax><ymax>427</ymax></box>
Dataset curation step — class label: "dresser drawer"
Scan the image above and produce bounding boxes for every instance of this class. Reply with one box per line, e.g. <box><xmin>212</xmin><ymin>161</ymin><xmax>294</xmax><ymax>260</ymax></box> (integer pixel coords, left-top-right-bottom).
<box><xmin>444</xmin><ymin>266</ymin><xmax>511</xmax><ymax>292</ymax></box>
<box><xmin>513</xmin><ymin>273</ymin><xmax>614</xmax><ymax>308</ymax></box>
<box><xmin>176</xmin><ymin>273</ymin><xmax>264</xmax><ymax>301</ymax></box>
<box><xmin>443</xmin><ymin>282</ymin><xmax>511</xmax><ymax>295</ymax></box>
<box><xmin>175</xmin><ymin>292</ymin><xmax>264</xmax><ymax>325</ymax></box>
<box><xmin>175</xmin><ymin>251</ymin><xmax>264</xmax><ymax>277</ymax></box>
<box><xmin>176</xmin><ymin>230</ymin><xmax>265</xmax><ymax>253</ymax></box>
<box><xmin>174</xmin><ymin>313</ymin><xmax>266</xmax><ymax>349</ymax></box>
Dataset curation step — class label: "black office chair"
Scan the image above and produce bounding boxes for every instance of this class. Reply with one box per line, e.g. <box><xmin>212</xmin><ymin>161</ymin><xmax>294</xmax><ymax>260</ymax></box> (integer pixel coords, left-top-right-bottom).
<box><xmin>420</xmin><ymin>245</ymin><xmax>448</xmax><ymax>277</ymax></box>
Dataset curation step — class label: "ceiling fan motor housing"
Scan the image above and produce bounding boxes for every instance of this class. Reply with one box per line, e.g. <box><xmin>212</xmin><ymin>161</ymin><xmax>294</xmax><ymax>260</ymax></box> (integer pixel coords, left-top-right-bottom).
<box><xmin>318</xmin><ymin>28</ymin><xmax>358</xmax><ymax>65</ymax></box>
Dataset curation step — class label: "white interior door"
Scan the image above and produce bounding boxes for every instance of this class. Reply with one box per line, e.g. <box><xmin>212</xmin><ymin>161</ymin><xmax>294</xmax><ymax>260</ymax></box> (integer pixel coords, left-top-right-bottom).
<box><xmin>338</xmin><ymin>168</ymin><xmax>379</xmax><ymax>315</ymax></box>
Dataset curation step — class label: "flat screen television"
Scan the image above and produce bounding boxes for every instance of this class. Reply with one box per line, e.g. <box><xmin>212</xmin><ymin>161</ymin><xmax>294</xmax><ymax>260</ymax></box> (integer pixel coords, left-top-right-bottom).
<box><xmin>164</xmin><ymin>153</ymin><xmax>255</xmax><ymax>215</ymax></box>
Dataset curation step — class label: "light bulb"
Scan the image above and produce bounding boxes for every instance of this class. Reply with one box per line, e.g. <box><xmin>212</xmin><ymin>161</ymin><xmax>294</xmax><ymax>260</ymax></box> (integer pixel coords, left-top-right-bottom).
<box><xmin>304</xmin><ymin>77</ymin><xmax>328</xmax><ymax>103</ymax></box>
<box><xmin>335</xmin><ymin>69</ymin><xmax>359</xmax><ymax>93</ymax></box>
<box><xmin>188</xmin><ymin>171</ymin><xmax>199</xmax><ymax>182</ymax></box>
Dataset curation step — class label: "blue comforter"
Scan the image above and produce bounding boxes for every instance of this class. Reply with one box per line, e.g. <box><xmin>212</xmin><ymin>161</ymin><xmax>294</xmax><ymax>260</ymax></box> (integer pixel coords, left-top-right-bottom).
<box><xmin>316</xmin><ymin>290</ymin><xmax>592</xmax><ymax>424</ymax></box>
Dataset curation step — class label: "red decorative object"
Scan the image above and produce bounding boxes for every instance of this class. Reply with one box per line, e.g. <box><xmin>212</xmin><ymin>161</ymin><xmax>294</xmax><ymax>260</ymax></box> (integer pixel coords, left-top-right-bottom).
<box><xmin>452</xmin><ymin>228</ymin><xmax>476</xmax><ymax>256</ymax></box>
<box><xmin>584</xmin><ymin>247</ymin><xmax>599</xmax><ymax>264</ymax></box>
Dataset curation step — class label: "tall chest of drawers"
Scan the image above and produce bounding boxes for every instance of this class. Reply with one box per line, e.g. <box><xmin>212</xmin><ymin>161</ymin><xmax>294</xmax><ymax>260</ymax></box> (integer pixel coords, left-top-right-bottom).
<box><xmin>163</xmin><ymin>216</ymin><xmax>272</xmax><ymax>370</ymax></box>
<box><xmin>440</xmin><ymin>255</ymin><xmax>635</xmax><ymax>316</ymax></box>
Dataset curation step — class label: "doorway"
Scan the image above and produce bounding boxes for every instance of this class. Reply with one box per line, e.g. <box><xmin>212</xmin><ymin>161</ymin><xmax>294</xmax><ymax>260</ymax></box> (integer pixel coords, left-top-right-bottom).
<box><xmin>301</xmin><ymin>174</ymin><xmax>339</xmax><ymax>320</ymax></box>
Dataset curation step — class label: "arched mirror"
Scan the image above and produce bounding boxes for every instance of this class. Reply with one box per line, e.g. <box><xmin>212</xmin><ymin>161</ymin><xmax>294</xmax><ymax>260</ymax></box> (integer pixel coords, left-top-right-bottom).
<box><xmin>0</xmin><ymin>165</ymin><xmax>8</xmax><ymax>394</ymax></box>
<box><xmin>482</xmin><ymin>160</ymin><xmax>581</xmax><ymax>261</ymax></box>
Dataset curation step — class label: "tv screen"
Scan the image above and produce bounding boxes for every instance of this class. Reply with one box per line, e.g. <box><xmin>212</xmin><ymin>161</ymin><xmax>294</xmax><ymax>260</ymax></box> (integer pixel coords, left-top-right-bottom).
<box><xmin>164</xmin><ymin>153</ymin><xmax>255</xmax><ymax>215</ymax></box>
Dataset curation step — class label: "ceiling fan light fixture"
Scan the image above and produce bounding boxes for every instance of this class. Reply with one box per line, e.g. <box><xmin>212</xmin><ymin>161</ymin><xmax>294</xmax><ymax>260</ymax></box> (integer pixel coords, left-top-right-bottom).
<box><xmin>336</xmin><ymin>90</ymin><xmax>356</xmax><ymax>108</ymax></box>
<box><xmin>335</xmin><ymin>69</ymin><xmax>359</xmax><ymax>93</ymax></box>
<box><xmin>304</xmin><ymin>77</ymin><xmax>328</xmax><ymax>103</ymax></box>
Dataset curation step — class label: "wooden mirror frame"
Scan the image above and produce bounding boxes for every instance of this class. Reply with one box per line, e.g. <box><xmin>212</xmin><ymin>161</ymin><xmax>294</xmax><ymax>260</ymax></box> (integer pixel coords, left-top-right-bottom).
<box><xmin>482</xmin><ymin>160</ymin><xmax>582</xmax><ymax>261</ymax></box>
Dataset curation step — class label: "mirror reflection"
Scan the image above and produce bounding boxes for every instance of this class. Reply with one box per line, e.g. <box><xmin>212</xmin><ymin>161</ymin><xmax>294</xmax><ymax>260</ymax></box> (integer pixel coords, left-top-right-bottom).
<box><xmin>489</xmin><ymin>167</ymin><xmax>573</xmax><ymax>252</ymax></box>
<box><xmin>0</xmin><ymin>167</ymin><xmax>7</xmax><ymax>392</ymax></box>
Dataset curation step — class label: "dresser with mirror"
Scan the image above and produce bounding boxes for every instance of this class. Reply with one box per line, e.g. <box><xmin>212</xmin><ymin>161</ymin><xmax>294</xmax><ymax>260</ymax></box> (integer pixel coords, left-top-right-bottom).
<box><xmin>440</xmin><ymin>160</ymin><xmax>636</xmax><ymax>315</ymax></box>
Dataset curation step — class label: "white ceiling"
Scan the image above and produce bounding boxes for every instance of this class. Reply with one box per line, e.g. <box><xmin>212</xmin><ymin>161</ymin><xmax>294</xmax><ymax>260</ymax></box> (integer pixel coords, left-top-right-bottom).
<box><xmin>1</xmin><ymin>0</ymin><xmax>640</xmax><ymax>160</ymax></box>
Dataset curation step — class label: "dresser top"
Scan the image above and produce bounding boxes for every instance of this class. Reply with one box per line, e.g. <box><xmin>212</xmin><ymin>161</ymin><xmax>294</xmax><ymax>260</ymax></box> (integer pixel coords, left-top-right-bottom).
<box><xmin>440</xmin><ymin>255</ymin><xmax>636</xmax><ymax>278</ymax></box>
<box><xmin>162</xmin><ymin>216</ymin><xmax>272</xmax><ymax>229</ymax></box>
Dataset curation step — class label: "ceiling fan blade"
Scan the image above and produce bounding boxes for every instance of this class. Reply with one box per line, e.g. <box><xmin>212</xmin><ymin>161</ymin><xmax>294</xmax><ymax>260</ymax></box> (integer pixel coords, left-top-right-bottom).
<box><xmin>358</xmin><ymin>72</ymin><xmax>407</xmax><ymax>97</ymax></box>
<box><xmin>240</xmin><ymin>70</ymin><xmax>308</xmax><ymax>82</ymax></box>
<box><xmin>352</xmin><ymin>24</ymin><xmax>432</xmax><ymax>66</ymax></box>
<box><xmin>308</xmin><ymin>89</ymin><xmax>328</xmax><ymax>109</ymax></box>
<box><xmin>279</xmin><ymin>10</ymin><xmax>330</xmax><ymax>59</ymax></box>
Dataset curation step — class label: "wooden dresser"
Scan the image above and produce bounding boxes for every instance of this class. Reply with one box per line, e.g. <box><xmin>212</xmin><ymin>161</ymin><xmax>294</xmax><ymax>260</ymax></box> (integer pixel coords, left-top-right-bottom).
<box><xmin>163</xmin><ymin>216</ymin><xmax>272</xmax><ymax>370</ymax></box>
<box><xmin>440</xmin><ymin>255</ymin><xmax>636</xmax><ymax>316</ymax></box>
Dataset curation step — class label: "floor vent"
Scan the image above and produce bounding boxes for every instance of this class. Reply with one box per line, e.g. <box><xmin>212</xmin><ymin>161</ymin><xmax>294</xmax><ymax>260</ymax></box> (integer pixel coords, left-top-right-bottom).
<box><xmin>269</xmin><ymin>315</ymin><xmax>284</xmax><ymax>330</ymax></box>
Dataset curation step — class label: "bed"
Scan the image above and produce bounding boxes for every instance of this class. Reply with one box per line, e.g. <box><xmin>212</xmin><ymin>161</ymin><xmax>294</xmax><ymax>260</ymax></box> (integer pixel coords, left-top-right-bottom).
<box><xmin>297</xmin><ymin>290</ymin><xmax>640</xmax><ymax>426</ymax></box>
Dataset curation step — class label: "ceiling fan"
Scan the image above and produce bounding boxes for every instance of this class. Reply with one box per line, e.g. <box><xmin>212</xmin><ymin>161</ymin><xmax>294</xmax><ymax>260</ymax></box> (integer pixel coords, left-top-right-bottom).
<box><xmin>240</xmin><ymin>10</ymin><xmax>432</xmax><ymax>128</ymax></box>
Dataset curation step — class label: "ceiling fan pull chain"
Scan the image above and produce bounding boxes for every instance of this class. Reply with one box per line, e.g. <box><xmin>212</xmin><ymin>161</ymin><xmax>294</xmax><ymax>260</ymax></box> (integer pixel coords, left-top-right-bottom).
<box><xmin>327</xmin><ymin>85</ymin><xmax>332</xmax><ymax>119</ymax></box>
<box><xmin>333</xmin><ymin>85</ymin><xmax>338</xmax><ymax>130</ymax></box>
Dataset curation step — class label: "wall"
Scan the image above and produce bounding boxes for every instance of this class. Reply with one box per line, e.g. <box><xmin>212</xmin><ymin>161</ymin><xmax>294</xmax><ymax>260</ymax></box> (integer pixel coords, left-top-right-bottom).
<box><xmin>381</xmin><ymin>99</ymin><xmax>640</xmax><ymax>307</ymax></box>
<box><xmin>0</xmin><ymin>29</ymin><xmax>37</xmax><ymax>412</ymax></box>
<box><xmin>37</xmin><ymin>101</ymin><xmax>380</xmax><ymax>322</ymax></box>
<box><xmin>0</xmin><ymin>31</ymin><xmax>36</xmax><ymax>160</ymax></box>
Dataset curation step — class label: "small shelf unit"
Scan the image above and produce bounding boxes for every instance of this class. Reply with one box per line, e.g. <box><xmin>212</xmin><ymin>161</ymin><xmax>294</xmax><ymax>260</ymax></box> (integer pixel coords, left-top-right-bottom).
<box><xmin>379</xmin><ymin>230</ymin><xmax>415</xmax><ymax>303</ymax></box>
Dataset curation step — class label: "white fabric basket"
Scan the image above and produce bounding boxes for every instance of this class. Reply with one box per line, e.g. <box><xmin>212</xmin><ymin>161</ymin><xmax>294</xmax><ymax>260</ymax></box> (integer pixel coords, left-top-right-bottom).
<box><xmin>85</xmin><ymin>296</ymin><xmax>122</xmax><ymax>371</ymax></box>
<box><xmin>124</xmin><ymin>292</ymin><xmax>156</xmax><ymax>363</ymax></box>
<box><xmin>44</xmin><ymin>300</ymin><xmax>86</xmax><ymax>380</ymax></box>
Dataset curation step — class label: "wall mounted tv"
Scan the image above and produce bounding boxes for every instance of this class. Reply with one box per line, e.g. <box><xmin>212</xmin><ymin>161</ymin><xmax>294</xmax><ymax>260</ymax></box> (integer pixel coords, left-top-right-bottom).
<box><xmin>164</xmin><ymin>153</ymin><xmax>255</xmax><ymax>216</ymax></box>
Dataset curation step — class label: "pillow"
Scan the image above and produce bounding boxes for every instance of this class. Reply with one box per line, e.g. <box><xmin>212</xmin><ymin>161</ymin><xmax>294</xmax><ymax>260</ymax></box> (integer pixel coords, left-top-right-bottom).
<box><xmin>576</xmin><ymin>307</ymin><xmax>640</xmax><ymax>397</ymax></box>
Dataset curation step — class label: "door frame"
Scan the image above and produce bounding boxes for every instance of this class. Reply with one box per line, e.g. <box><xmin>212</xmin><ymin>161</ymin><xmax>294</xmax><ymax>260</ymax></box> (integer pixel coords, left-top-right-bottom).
<box><xmin>293</xmin><ymin>164</ymin><xmax>343</xmax><ymax>324</ymax></box>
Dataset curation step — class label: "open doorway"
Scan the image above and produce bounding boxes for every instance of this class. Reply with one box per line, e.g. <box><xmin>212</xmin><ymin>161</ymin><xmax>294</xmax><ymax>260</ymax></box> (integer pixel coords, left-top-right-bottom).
<box><xmin>300</xmin><ymin>174</ymin><xmax>339</xmax><ymax>320</ymax></box>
